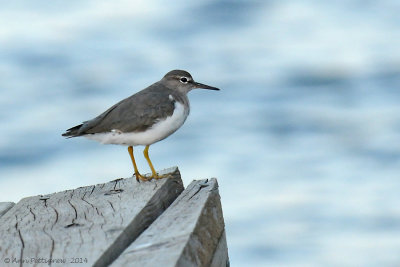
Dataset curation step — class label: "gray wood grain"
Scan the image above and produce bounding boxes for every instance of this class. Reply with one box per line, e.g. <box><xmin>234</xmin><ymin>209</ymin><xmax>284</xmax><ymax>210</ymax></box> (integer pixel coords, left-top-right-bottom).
<box><xmin>0</xmin><ymin>167</ymin><xmax>183</xmax><ymax>267</ymax></box>
<box><xmin>0</xmin><ymin>202</ymin><xmax>15</xmax><ymax>218</ymax></box>
<box><xmin>111</xmin><ymin>178</ymin><xmax>228</xmax><ymax>267</ymax></box>
<box><xmin>210</xmin><ymin>230</ymin><xmax>229</xmax><ymax>267</ymax></box>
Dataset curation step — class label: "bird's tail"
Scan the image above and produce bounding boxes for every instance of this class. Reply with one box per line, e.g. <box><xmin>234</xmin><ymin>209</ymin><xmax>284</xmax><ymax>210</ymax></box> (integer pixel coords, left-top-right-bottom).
<box><xmin>62</xmin><ymin>124</ymin><xmax>83</xmax><ymax>138</ymax></box>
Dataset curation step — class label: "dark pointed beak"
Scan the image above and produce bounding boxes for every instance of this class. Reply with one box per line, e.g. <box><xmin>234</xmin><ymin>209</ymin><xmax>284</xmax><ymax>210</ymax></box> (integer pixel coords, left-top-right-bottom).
<box><xmin>192</xmin><ymin>81</ymin><xmax>220</xmax><ymax>90</ymax></box>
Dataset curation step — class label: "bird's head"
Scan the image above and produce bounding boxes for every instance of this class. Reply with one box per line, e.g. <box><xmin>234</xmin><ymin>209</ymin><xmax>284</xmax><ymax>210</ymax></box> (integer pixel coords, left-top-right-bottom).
<box><xmin>161</xmin><ymin>70</ymin><xmax>220</xmax><ymax>94</ymax></box>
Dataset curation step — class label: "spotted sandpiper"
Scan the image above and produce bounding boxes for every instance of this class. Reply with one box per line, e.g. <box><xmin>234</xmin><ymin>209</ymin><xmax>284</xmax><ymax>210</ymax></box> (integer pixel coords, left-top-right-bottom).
<box><xmin>62</xmin><ymin>70</ymin><xmax>219</xmax><ymax>181</ymax></box>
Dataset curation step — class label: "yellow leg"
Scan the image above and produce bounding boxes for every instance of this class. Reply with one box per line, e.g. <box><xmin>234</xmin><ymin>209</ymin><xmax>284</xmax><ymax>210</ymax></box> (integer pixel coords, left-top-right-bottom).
<box><xmin>128</xmin><ymin>146</ymin><xmax>149</xmax><ymax>182</ymax></box>
<box><xmin>143</xmin><ymin>145</ymin><xmax>167</xmax><ymax>179</ymax></box>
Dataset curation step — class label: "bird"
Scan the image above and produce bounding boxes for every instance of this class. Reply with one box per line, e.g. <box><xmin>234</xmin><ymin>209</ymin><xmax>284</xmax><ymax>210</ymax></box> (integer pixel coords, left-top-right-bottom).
<box><xmin>62</xmin><ymin>70</ymin><xmax>220</xmax><ymax>182</ymax></box>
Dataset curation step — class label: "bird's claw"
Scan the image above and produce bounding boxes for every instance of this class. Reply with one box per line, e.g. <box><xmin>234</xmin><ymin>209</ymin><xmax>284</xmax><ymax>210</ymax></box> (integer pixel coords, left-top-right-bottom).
<box><xmin>151</xmin><ymin>173</ymin><xmax>169</xmax><ymax>180</ymax></box>
<box><xmin>134</xmin><ymin>173</ymin><xmax>151</xmax><ymax>182</ymax></box>
<box><xmin>134</xmin><ymin>172</ymin><xmax>171</xmax><ymax>182</ymax></box>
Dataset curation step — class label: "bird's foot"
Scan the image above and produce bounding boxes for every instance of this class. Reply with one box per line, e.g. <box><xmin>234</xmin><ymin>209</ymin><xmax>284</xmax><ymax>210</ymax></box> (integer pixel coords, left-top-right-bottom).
<box><xmin>150</xmin><ymin>173</ymin><xmax>171</xmax><ymax>180</ymax></box>
<box><xmin>134</xmin><ymin>172</ymin><xmax>172</xmax><ymax>182</ymax></box>
<box><xmin>134</xmin><ymin>172</ymin><xmax>151</xmax><ymax>182</ymax></box>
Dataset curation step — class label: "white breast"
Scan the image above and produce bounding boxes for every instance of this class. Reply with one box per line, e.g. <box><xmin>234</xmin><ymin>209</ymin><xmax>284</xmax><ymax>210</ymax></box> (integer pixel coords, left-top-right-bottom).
<box><xmin>85</xmin><ymin>101</ymin><xmax>189</xmax><ymax>146</ymax></box>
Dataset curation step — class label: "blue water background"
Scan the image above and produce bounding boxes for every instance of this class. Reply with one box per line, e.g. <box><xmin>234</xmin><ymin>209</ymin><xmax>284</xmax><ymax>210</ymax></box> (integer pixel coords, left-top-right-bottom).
<box><xmin>1</xmin><ymin>1</ymin><xmax>400</xmax><ymax>266</ymax></box>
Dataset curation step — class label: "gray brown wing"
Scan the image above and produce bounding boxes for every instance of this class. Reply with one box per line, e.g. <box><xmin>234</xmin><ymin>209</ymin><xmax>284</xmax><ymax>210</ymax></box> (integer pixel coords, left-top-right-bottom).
<box><xmin>77</xmin><ymin>84</ymin><xmax>176</xmax><ymax>135</ymax></box>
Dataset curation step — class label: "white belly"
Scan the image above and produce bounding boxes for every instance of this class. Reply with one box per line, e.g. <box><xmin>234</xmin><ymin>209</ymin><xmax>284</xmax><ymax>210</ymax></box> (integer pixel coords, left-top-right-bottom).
<box><xmin>85</xmin><ymin>102</ymin><xmax>189</xmax><ymax>146</ymax></box>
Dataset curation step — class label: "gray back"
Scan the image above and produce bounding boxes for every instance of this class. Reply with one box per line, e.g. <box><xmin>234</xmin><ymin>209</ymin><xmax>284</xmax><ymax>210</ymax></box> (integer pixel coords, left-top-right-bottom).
<box><xmin>77</xmin><ymin>82</ymin><xmax>188</xmax><ymax>134</ymax></box>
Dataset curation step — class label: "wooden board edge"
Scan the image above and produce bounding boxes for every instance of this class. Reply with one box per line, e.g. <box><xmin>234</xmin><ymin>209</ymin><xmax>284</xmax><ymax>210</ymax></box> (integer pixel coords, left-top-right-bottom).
<box><xmin>93</xmin><ymin>173</ymin><xmax>184</xmax><ymax>267</ymax></box>
<box><xmin>210</xmin><ymin>230</ymin><xmax>230</xmax><ymax>267</ymax></box>
<box><xmin>0</xmin><ymin>202</ymin><xmax>15</xmax><ymax>218</ymax></box>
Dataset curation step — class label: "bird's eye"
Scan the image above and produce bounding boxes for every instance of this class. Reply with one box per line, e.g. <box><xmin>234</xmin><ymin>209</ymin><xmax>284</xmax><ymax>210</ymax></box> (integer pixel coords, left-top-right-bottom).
<box><xmin>180</xmin><ymin>77</ymin><xmax>188</xmax><ymax>83</ymax></box>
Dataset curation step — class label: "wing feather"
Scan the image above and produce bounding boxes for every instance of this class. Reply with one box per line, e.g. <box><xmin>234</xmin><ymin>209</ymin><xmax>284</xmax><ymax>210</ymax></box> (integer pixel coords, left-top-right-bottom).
<box><xmin>77</xmin><ymin>83</ymin><xmax>177</xmax><ymax>135</ymax></box>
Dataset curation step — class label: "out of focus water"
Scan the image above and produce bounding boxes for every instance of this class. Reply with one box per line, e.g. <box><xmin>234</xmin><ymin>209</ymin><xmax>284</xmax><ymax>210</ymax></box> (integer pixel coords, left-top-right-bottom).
<box><xmin>1</xmin><ymin>1</ymin><xmax>400</xmax><ymax>266</ymax></box>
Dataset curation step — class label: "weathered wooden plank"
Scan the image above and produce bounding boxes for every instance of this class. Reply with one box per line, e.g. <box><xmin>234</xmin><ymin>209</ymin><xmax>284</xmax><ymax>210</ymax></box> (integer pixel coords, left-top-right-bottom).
<box><xmin>0</xmin><ymin>202</ymin><xmax>15</xmax><ymax>218</ymax></box>
<box><xmin>111</xmin><ymin>178</ymin><xmax>228</xmax><ymax>267</ymax></box>
<box><xmin>0</xmin><ymin>167</ymin><xmax>184</xmax><ymax>267</ymax></box>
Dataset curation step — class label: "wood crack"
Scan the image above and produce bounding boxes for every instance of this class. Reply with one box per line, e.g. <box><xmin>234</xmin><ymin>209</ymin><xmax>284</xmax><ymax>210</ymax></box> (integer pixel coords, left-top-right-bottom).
<box><xmin>68</xmin><ymin>200</ymin><xmax>78</xmax><ymax>220</ymax></box>
<box><xmin>89</xmin><ymin>185</ymin><xmax>96</xmax><ymax>197</ymax></box>
<box><xmin>15</xmin><ymin>215</ymin><xmax>24</xmax><ymax>267</ymax></box>
<box><xmin>42</xmin><ymin>225</ymin><xmax>55</xmax><ymax>266</ymax></box>
<box><xmin>189</xmin><ymin>179</ymin><xmax>209</xmax><ymax>200</ymax></box>
<box><xmin>51</xmin><ymin>206</ymin><xmax>59</xmax><ymax>225</ymax></box>
<box><xmin>113</xmin><ymin>180</ymin><xmax>120</xmax><ymax>190</ymax></box>
<box><xmin>107</xmin><ymin>201</ymin><xmax>115</xmax><ymax>213</ymax></box>
<box><xmin>29</xmin><ymin>207</ymin><xmax>36</xmax><ymax>221</ymax></box>
<box><xmin>81</xmin><ymin>197</ymin><xmax>96</xmax><ymax>209</ymax></box>
<box><xmin>40</xmin><ymin>196</ymin><xmax>49</xmax><ymax>208</ymax></box>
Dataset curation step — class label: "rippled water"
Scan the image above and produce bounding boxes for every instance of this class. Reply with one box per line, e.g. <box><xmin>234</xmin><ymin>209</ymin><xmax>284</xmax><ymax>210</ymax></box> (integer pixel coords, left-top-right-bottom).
<box><xmin>1</xmin><ymin>1</ymin><xmax>400</xmax><ymax>266</ymax></box>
